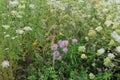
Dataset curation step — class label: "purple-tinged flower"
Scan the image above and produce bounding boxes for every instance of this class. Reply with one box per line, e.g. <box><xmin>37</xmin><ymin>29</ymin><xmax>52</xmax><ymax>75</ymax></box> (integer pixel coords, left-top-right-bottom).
<box><xmin>63</xmin><ymin>47</ymin><xmax>68</xmax><ymax>53</ymax></box>
<box><xmin>63</xmin><ymin>40</ymin><xmax>69</xmax><ymax>46</ymax></box>
<box><xmin>53</xmin><ymin>51</ymin><xmax>60</xmax><ymax>57</ymax></box>
<box><xmin>51</xmin><ymin>44</ymin><xmax>58</xmax><ymax>51</ymax></box>
<box><xmin>104</xmin><ymin>68</ymin><xmax>108</xmax><ymax>71</ymax></box>
<box><xmin>94</xmin><ymin>58</ymin><xmax>97</xmax><ymax>61</ymax></box>
<box><xmin>72</xmin><ymin>38</ymin><xmax>78</xmax><ymax>43</ymax></box>
<box><xmin>58</xmin><ymin>40</ymin><xmax>69</xmax><ymax>48</ymax></box>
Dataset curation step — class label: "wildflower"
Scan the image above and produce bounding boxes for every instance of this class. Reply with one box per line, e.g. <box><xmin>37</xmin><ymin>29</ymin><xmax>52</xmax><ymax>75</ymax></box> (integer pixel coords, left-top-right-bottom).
<box><xmin>81</xmin><ymin>54</ymin><xmax>87</xmax><ymax>59</ymax></box>
<box><xmin>63</xmin><ymin>47</ymin><xmax>68</xmax><ymax>53</ymax></box>
<box><xmin>2</xmin><ymin>25</ymin><xmax>10</xmax><ymax>29</ymax></box>
<box><xmin>104</xmin><ymin>57</ymin><xmax>111</xmax><ymax>66</ymax></box>
<box><xmin>111</xmin><ymin>31</ymin><xmax>120</xmax><ymax>43</ymax></box>
<box><xmin>29</xmin><ymin>4</ymin><xmax>35</xmax><ymax>9</ymax></box>
<box><xmin>116</xmin><ymin>46</ymin><xmax>120</xmax><ymax>53</ymax></box>
<box><xmin>104</xmin><ymin>68</ymin><xmax>108</xmax><ymax>71</ymax></box>
<box><xmin>53</xmin><ymin>51</ymin><xmax>60</xmax><ymax>57</ymax></box>
<box><xmin>32</xmin><ymin>40</ymin><xmax>37</xmax><ymax>46</ymax></box>
<box><xmin>96</xmin><ymin>48</ymin><xmax>105</xmax><ymax>55</ymax></box>
<box><xmin>95</xmin><ymin>26</ymin><xmax>103</xmax><ymax>32</ymax></box>
<box><xmin>92</xmin><ymin>63</ymin><xmax>96</xmax><ymax>67</ymax></box>
<box><xmin>89</xmin><ymin>73</ymin><xmax>95</xmax><ymax>79</ymax></box>
<box><xmin>1</xmin><ymin>60</ymin><xmax>9</xmax><ymax>68</ymax></box>
<box><xmin>11</xmin><ymin>36</ymin><xmax>17</xmax><ymax>40</ymax></box>
<box><xmin>5</xmin><ymin>48</ymin><xmax>9</xmax><ymax>50</ymax></box>
<box><xmin>4</xmin><ymin>34</ymin><xmax>10</xmax><ymax>38</ymax></box>
<box><xmin>88</xmin><ymin>29</ymin><xmax>96</xmax><ymax>36</ymax></box>
<box><xmin>9</xmin><ymin>0</ymin><xmax>19</xmax><ymax>7</ymax></box>
<box><xmin>23</xmin><ymin>26</ymin><xmax>32</xmax><ymax>31</ymax></box>
<box><xmin>58</xmin><ymin>40</ymin><xmax>69</xmax><ymax>48</ymax></box>
<box><xmin>11</xmin><ymin>10</ymin><xmax>18</xmax><ymax>16</ymax></box>
<box><xmin>11</xmin><ymin>37</ymin><xmax>15</xmax><ymax>40</ymax></box>
<box><xmin>17</xmin><ymin>15</ymin><xmax>23</xmax><ymax>18</ymax></box>
<box><xmin>85</xmin><ymin>36</ymin><xmax>89</xmax><ymax>41</ymax></box>
<box><xmin>16</xmin><ymin>29</ymin><xmax>24</xmax><ymax>34</ymax></box>
<box><xmin>51</xmin><ymin>44</ymin><xmax>58</xmax><ymax>51</ymax></box>
<box><xmin>72</xmin><ymin>38</ymin><xmax>78</xmax><ymax>43</ymax></box>
<box><xmin>78</xmin><ymin>46</ymin><xmax>86</xmax><ymax>52</ymax></box>
<box><xmin>94</xmin><ymin>58</ymin><xmax>97</xmax><ymax>61</ymax></box>
<box><xmin>108</xmin><ymin>53</ymin><xmax>115</xmax><ymax>59</ymax></box>
<box><xmin>104</xmin><ymin>20</ymin><xmax>112</xmax><ymax>27</ymax></box>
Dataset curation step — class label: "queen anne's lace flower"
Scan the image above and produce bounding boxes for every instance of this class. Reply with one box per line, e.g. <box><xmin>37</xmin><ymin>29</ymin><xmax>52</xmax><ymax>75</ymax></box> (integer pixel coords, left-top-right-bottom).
<box><xmin>2</xmin><ymin>25</ymin><xmax>10</xmax><ymax>29</ymax></box>
<box><xmin>1</xmin><ymin>60</ymin><xmax>9</xmax><ymax>68</ymax></box>
<box><xmin>108</xmin><ymin>53</ymin><xmax>115</xmax><ymax>59</ymax></box>
<box><xmin>116</xmin><ymin>46</ymin><xmax>120</xmax><ymax>53</ymax></box>
<box><xmin>105</xmin><ymin>20</ymin><xmax>113</xmax><ymax>27</ymax></box>
<box><xmin>29</xmin><ymin>4</ymin><xmax>35</xmax><ymax>9</ymax></box>
<box><xmin>111</xmin><ymin>31</ymin><xmax>120</xmax><ymax>43</ymax></box>
<box><xmin>16</xmin><ymin>29</ymin><xmax>24</xmax><ymax>34</ymax></box>
<box><xmin>97</xmin><ymin>48</ymin><xmax>105</xmax><ymax>55</ymax></box>
<box><xmin>23</xmin><ymin>26</ymin><xmax>32</xmax><ymax>31</ymax></box>
<box><xmin>9</xmin><ymin>0</ymin><xmax>19</xmax><ymax>7</ymax></box>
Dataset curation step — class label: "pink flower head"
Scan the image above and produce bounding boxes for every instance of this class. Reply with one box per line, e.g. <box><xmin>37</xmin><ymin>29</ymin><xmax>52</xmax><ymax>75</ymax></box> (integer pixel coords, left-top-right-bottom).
<box><xmin>63</xmin><ymin>47</ymin><xmax>68</xmax><ymax>53</ymax></box>
<box><xmin>51</xmin><ymin>44</ymin><xmax>58</xmax><ymax>51</ymax></box>
<box><xmin>104</xmin><ymin>68</ymin><xmax>108</xmax><ymax>71</ymax></box>
<box><xmin>58</xmin><ymin>40</ymin><xmax>69</xmax><ymax>48</ymax></box>
<box><xmin>94</xmin><ymin>58</ymin><xmax>97</xmax><ymax>61</ymax></box>
<box><xmin>53</xmin><ymin>51</ymin><xmax>60</xmax><ymax>57</ymax></box>
<box><xmin>72</xmin><ymin>38</ymin><xmax>78</xmax><ymax>43</ymax></box>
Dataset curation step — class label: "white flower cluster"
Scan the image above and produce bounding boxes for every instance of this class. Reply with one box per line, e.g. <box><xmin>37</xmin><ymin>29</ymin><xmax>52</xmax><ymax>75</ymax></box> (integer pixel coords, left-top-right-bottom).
<box><xmin>1</xmin><ymin>60</ymin><xmax>9</xmax><ymax>68</ymax></box>
<box><xmin>29</xmin><ymin>4</ymin><xmax>35</xmax><ymax>9</ymax></box>
<box><xmin>16</xmin><ymin>26</ymin><xmax>32</xmax><ymax>34</ymax></box>
<box><xmin>47</xmin><ymin>0</ymin><xmax>68</xmax><ymax>11</ymax></box>
<box><xmin>11</xmin><ymin>10</ymin><xmax>23</xmax><ymax>18</ymax></box>
<box><xmin>111</xmin><ymin>31</ymin><xmax>120</xmax><ymax>43</ymax></box>
<box><xmin>2</xmin><ymin>25</ymin><xmax>10</xmax><ymax>29</ymax></box>
<box><xmin>9</xmin><ymin>0</ymin><xmax>19</xmax><ymax>8</ymax></box>
<box><xmin>97</xmin><ymin>48</ymin><xmax>105</xmax><ymax>55</ymax></box>
<box><xmin>108</xmin><ymin>53</ymin><xmax>115</xmax><ymax>59</ymax></box>
<box><xmin>116</xmin><ymin>46</ymin><xmax>120</xmax><ymax>53</ymax></box>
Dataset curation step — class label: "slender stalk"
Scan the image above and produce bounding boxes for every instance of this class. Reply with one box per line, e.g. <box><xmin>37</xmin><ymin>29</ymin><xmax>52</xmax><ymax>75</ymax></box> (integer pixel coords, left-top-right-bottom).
<box><xmin>53</xmin><ymin>55</ymin><xmax>55</xmax><ymax>68</ymax></box>
<box><xmin>7</xmin><ymin>0</ymin><xmax>11</xmax><ymax>13</ymax></box>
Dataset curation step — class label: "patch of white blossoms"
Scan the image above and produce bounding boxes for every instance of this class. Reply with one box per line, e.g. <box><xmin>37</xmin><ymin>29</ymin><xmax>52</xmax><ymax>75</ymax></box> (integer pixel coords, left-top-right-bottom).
<box><xmin>2</xmin><ymin>25</ymin><xmax>10</xmax><ymax>30</ymax></box>
<box><xmin>47</xmin><ymin>0</ymin><xmax>68</xmax><ymax>11</ymax></box>
<box><xmin>23</xmin><ymin>26</ymin><xmax>32</xmax><ymax>31</ymax></box>
<box><xmin>104</xmin><ymin>20</ymin><xmax>113</xmax><ymax>27</ymax></box>
<box><xmin>9</xmin><ymin>0</ymin><xmax>19</xmax><ymax>8</ymax></box>
<box><xmin>1</xmin><ymin>60</ymin><xmax>9</xmax><ymax>68</ymax></box>
<box><xmin>16</xmin><ymin>29</ymin><xmax>24</xmax><ymax>34</ymax></box>
<box><xmin>111</xmin><ymin>31</ymin><xmax>120</xmax><ymax>43</ymax></box>
<box><xmin>16</xmin><ymin>26</ymin><xmax>32</xmax><ymax>34</ymax></box>
<box><xmin>97</xmin><ymin>48</ymin><xmax>105</xmax><ymax>55</ymax></box>
<box><xmin>116</xmin><ymin>46</ymin><xmax>120</xmax><ymax>53</ymax></box>
<box><xmin>29</xmin><ymin>4</ymin><xmax>35</xmax><ymax>9</ymax></box>
<box><xmin>108</xmin><ymin>53</ymin><xmax>115</xmax><ymax>59</ymax></box>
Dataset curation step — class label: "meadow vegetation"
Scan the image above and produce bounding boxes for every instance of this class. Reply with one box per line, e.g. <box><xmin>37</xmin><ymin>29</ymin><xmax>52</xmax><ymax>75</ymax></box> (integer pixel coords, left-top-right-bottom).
<box><xmin>0</xmin><ymin>0</ymin><xmax>120</xmax><ymax>80</ymax></box>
